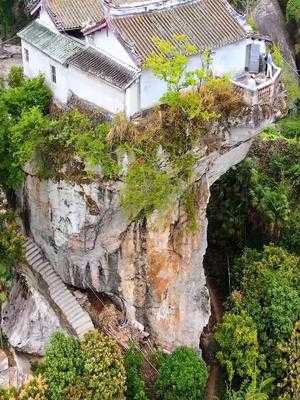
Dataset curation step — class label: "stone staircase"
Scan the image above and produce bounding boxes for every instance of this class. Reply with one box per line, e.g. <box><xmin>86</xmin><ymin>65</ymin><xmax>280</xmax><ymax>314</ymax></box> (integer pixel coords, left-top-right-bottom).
<box><xmin>24</xmin><ymin>238</ymin><xmax>94</xmax><ymax>338</ymax></box>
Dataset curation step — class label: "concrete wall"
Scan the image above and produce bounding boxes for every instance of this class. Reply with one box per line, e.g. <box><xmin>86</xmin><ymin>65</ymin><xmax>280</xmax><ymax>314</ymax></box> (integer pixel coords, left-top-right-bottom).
<box><xmin>21</xmin><ymin>40</ymin><xmax>69</xmax><ymax>104</ymax></box>
<box><xmin>68</xmin><ymin>67</ymin><xmax>125</xmax><ymax>114</ymax></box>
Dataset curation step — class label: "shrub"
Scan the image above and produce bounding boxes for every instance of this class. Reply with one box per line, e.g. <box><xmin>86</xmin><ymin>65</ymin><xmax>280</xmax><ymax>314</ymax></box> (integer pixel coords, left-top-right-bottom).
<box><xmin>125</xmin><ymin>344</ymin><xmax>148</xmax><ymax>400</ymax></box>
<box><xmin>0</xmin><ymin>210</ymin><xmax>24</xmax><ymax>302</ymax></box>
<box><xmin>7</xmin><ymin>66</ymin><xmax>24</xmax><ymax>88</ymax></box>
<box><xmin>125</xmin><ymin>349</ymin><xmax>147</xmax><ymax>399</ymax></box>
<box><xmin>1</xmin><ymin>75</ymin><xmax>51</xmax><ymax>119</ymax></box>
<box><xmin>277</xmin><ymin>321</ymin><xmax>300</xmax><ymax>399</ymax></box>
<box><xmin>80</xmin><ymin>330</ymin><xmax>126</xmax><ymax>400</ymax></box>
<box><xmin>120</xmin><ymin>160</ymin><xmax>179</xmax><ymax>219</ymax></box>
<box><xmin>0</xmin><ymin>388</ymin><xmax>17</xmax><ymax>400</ymax></box>
<box><xmin>19</xmin><ymin>375</ymin><xmax>48</xmax><ymax>400</ymax></box>
<box><xmin>44</xmin><ymin>332</ymin><xmax>84</xmax><ymax>400</ymax></box>
<box><xmin>286</xmin><ymin>0</ymin><xmax>300</xmax><ymax>23</ymax></box>
<box><xmin>155</xmin><ymin>346</ymin><xmax>208</xmax><ymax>400</ymax></box>
<box><xmin>215</xmin><ymin>311</ymin><xmax>262</xmax><ymax>382</ymax></box>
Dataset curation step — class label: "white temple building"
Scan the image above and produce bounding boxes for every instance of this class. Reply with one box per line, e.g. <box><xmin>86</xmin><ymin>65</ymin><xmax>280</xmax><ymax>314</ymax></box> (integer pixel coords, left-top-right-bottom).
<box><xmin>19</xmin><ymin>0</ymin><xmax>273</xmax><ymax>117</ymax></box>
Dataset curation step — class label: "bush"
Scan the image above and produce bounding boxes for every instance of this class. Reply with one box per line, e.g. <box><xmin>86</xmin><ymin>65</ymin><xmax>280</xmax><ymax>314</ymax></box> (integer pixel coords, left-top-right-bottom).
<box><xmin>215</xmin><ymin>311</ymin><xmax>262</xmax><ymax>382</ymax></box>
<box><xmin>1</xmin><ymin>75</ymin><xmax>51</xmax><ymax>119</ymax></box>
<box><xmin>0</xmin><ymin>211</ymin><xmax>24</xmax><ymax>302</ymax></box>
<box><xmin>19</xmin><ymin>375</ymin><xmax>48</xmax><ymax>400</ymax></box>
<box><xmin>43</xmin><ymin>332</ymin><xmax>84</xmax><ymax>400</ymax></box>
<box><xmin>125</xmin><ymin>344</ymin><xmax>148</xmax><ymax>400</ymax></box>
<box><xmin>277</xmin><ymin>321</ymin><xmax>300</xmax><ymax>399</ymax></box>
<box><xmin>80</xmin><ymin>330</ymin><xmax>126</xmax><ymax>400</ymax></box>
<box><xmin>7</xmin><ymin>66</ymin><xmax>24</xmax><ymax>88</ymax></box>
<box><xmin>155</xmin><ymin>347</ymin><xmax>208</xmax><ymax>400</ymax></box>
<box><xmin>120</xmin><ymin>160</ymin><xmax>179</xmax><ymax>219</ymax></box>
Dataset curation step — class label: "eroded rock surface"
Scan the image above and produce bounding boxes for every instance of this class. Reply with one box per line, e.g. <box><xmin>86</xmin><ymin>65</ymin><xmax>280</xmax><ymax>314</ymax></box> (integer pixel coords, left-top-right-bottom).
<box><xmin>20</xmin><ymin>122</ymin><xmax>267</xmax><ymax>350</ymax></box>
<box><xmin>1</xmin><ymin>277</ymin><xmax>62</xmax><ymax>356</ymax></box>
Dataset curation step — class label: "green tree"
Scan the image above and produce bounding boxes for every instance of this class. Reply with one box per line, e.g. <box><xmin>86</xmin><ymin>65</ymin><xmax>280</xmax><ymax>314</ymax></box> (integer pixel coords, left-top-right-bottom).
<box><xmin>125</xmin><ymin>343</ymin><xmax>148</xmax><ymax>400</ymax></box>
<box><xmin>80</xmin><ymin>330</ymin><xmax>126</xmax><ymax>400</ymax></box>
<box><xmin>215</xmin><ymin>311</ymin><xmax>262</xmax><ymax>383</ymax></box>
<box><xmin>44</xmin><ymin>332</ymin><xmax>84</xmax><ymax>400</ymax></box>
<box><xmin>155</xmin><ymin>347</ymin><xmax>208</xmax><ymax>400</ymax></box>
<box><xmin>278</xmin><ymin>321</ymin><xmax>300</xmax><ymax>399</ymax></box>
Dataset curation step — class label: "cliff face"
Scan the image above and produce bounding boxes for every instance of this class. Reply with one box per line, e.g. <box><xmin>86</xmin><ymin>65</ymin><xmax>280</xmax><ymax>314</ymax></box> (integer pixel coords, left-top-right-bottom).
<box><xmin>253</xmin><ymin>0</ymin><xmax>298</xmax><ymax>76</ymax></box>
<box><xmin>21</xmin><ymin>124</ymin><xmax>266</xmax><ymax>350</ymax></box>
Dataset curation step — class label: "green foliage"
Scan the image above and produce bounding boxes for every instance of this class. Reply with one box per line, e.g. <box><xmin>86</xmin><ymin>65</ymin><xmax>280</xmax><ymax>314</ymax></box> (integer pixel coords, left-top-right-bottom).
<box><xmin>0</xmin><ymin>210</ymin><xmax>24</xmax><ymax>303</ymax></box>
<box><xmin>125</xmin><ymin>343</ymin><xmax>148</xmax><ymax>400</ymax></box>
<box><xmin>277</xmin><ymin>321</ymin><xmax>300</xmax><ymax>399</ymax></box>
<box><xmin>18</xmin><ymin>375</ymin><xmax>48</xmax><ymax>400</ymax></box>
<box><xmin>44</xmin><ymin>332</ymin><xmax>84</xmax><ymax>400</ymax></box>
<box><xmin>215</xmin><ymin>311</ymin><xmax>262</xmax><ymax>382</ymax></box>
<box><xmin>225</xmin><ymin>377</ymin><xmax>274</xmax><ymax>400</ymax></box>
<box><xmin>144</xmin><ymin>35</ymin><xmax>200</xmax><ymax>92</ymax></box>
<box><xmin>208</xmin><ymin>132</ymin><xmax>300</xmax><ymax>254</ymax></box>
<box><xmin>7</xmin><ymin>66</ymin><xmax>25</xmax><ymax>89</ymax></box>
<box><xmin>155</xmin><ymin>346</ymin><xmax>208</xmax><ymax>400</ymax></box>
<box><xmin>272</xmin><ymin>45</ymin><xmax>300</xmax><ymax>106</ymax></box>
<box><xmin>121</xmin><ymin>160</ymin><xmax>179</xmax><ymax>219</ymax></box>
<box><xmin>1</xmin><ymin>75</ymin><xmax>51</xmax><ymax>119</ymax></box>
<box><xmin>0</xmin><ymin>387</ymin><xmax>17</xmax><ymax>400</ymax></box>
<box><xmin>80</xmin><ymin>330</ymin><xmax>126</xmax><ymax>400</ymax></box>
<box><xmin>277</xmin><ymin>114</ymin><xmax>300</xmax><ymax>139</ymax></box>
<box><xmin>232</xmin><ymin>245</ymin><xmax>300</xmax><ymax>379</ymax></box>
<box><xmin>286</xmin><ymin>0</ymin><xmax>300</xmax><ymax>23</ymax></box>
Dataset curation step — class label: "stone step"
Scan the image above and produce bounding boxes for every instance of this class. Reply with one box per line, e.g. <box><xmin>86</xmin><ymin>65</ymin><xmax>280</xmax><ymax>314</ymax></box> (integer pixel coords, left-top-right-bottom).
<box><xmin>24</xmin><ymin>238</ymin><xmax>94</xmax><ymax>337</ymax></box>
<box><xmin>25</xmin><ymin>242</ymin><xmax>36</xmax><ymax>253</ymax></box>
<box><xmin>27</xmin><ymin>252</ymin><xmax>42</xmax><ymax>265</ymax></box>
<box><xmin>32</xmin><ymin>258</ymin><xmax>46</xmax><ymax>269</ymax></box>
<box><xmin>38</xmin><ymin>265</ymin><xmax>53</xmax><ymax>277</ymax></box>
<box><xmin>35</xmin><ymin>261</ymin><xmax>50</xmax><ymax>273</ymax></box>
<box><xmin>26</xmin><ymin>249</ymin><xmax>40</xmax><ymax>260</ymax></box>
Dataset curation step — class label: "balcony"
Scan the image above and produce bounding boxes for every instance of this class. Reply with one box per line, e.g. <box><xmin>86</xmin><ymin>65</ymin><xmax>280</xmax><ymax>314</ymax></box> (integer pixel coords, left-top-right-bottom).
<box><xmin>232</xmin><ymin>66</ymin><xmax>282</xmax><ymax>107</ymax></box>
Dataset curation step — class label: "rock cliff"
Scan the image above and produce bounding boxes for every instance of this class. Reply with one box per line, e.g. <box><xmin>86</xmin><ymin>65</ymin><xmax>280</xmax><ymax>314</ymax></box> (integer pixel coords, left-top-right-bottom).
<box><xmin>20</xmin><ymin>120</ymin><xmax>275</xmax><ymax>350</ymax></box>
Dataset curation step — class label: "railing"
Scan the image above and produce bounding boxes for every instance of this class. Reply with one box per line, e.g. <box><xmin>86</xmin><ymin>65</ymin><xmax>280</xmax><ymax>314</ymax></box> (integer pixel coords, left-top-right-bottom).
<box><xmin>232</xmin><ymin>67</ymin><xmax>282</xmax><ymax>107</ymax></box>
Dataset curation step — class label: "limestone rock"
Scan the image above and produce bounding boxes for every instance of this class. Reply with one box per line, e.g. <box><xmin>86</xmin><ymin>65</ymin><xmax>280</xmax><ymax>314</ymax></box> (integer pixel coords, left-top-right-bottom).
<box><xmin>18</xmin><ymin>88</ymin><xmax>287</xmax><ymax>350</ymax></box>
<box><xmin>253</xmin><ymin>0</ymin><xmax>297</xmax><ymax>76</ymax></box>
<box><xmin>1</xmin><ymin>278</ymin><xmax>62</xmax><ymax>356</ymax></box>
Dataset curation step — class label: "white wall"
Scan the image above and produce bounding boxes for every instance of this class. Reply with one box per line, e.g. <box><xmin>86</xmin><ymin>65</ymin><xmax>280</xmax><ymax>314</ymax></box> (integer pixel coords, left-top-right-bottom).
<box><xmin>21</xmin><ymin>40</ymin><xmax>69</xmax><ymax>104</ymax></box>
<box><xmin>38</xmin><ymin>7</ymin><xmax>59</xmax><ymax>33</ymax></box>
<box><xmin>68</xmin><ymin>66</ymin><xmax>125</xmax><ymax>114</ymax></box>
<box><xmin>92</xmin><ymin>30</ymin><xmax>137</xmax><ymax>68</ymax></box>
<box><xmin>125</xmin><ymin>79</ymin><xmax>140</xmax><ymax>117</ymax></box>
<box><xmin>212</xmin><ymin>39</ymin><xmax>248</xmax><ymax>77</ymax></box>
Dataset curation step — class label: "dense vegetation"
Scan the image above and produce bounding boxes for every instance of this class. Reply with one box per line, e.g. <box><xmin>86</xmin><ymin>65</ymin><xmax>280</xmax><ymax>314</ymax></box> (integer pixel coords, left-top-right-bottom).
<box><xmin>0</xmin><ymin>0</ymin><xmax>29</xmax><ymax>40</ymax></box>
<box><xmin>0</xmin><ymin>331</ymin><xmax>208</xmax><ymax>400</ymax></box>
<box><xmin>207</xmin><ymin>115</ymin><xmax>300</xmax><ymax>399</ymax></box>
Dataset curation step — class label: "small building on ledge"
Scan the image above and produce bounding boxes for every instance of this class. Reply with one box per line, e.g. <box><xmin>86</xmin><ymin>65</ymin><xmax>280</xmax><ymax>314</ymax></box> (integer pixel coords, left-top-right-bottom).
<box><xmin>20</xmin><ymin>0</ymin><xmax>277</xmax><ymax>118</ymax></box>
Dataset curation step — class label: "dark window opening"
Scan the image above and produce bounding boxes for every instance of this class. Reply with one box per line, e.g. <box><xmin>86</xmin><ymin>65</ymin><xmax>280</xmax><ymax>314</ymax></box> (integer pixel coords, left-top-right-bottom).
<box><xmin>51</xmin><ymin>65</ymin><xmax>56</xmax><ymax>83</ymax></box>
<box><xmin>25</xmin><ymin>48</ymin><xmax>29</xmax><ymax>62</ymax></box>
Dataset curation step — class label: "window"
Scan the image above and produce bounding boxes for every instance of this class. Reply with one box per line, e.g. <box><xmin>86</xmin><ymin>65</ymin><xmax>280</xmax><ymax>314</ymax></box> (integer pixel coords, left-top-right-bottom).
<box><xmin>51</xmin><ymin>65</ymin><xmax>56</xmax><ymax>83</ymax></box>
<box><xmin>24</xmin><ymin>48</ymin><xmax>29</xmax><ymax>62</ymax></box>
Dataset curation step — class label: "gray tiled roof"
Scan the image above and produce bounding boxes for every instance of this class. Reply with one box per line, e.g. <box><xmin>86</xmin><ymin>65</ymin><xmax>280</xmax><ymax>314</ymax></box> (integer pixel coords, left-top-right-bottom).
<box><xmin>46</xmin><ymin>0</ymin><xmax>104</xmax><ymax>31</ymax></box>
<box><xmin>69</xmin><ymin>47</ymin><xmax>139</xmax><ymax>89</ymax></box>
<box><xmin>110</xmin><ymin>0</ymin><xmax>247</xmax><ymax>62</ymax></box>
<box><xmin>18</xmin><ymin>21</ymin><xmax>83</xmax><ymax>64</ymax></box>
